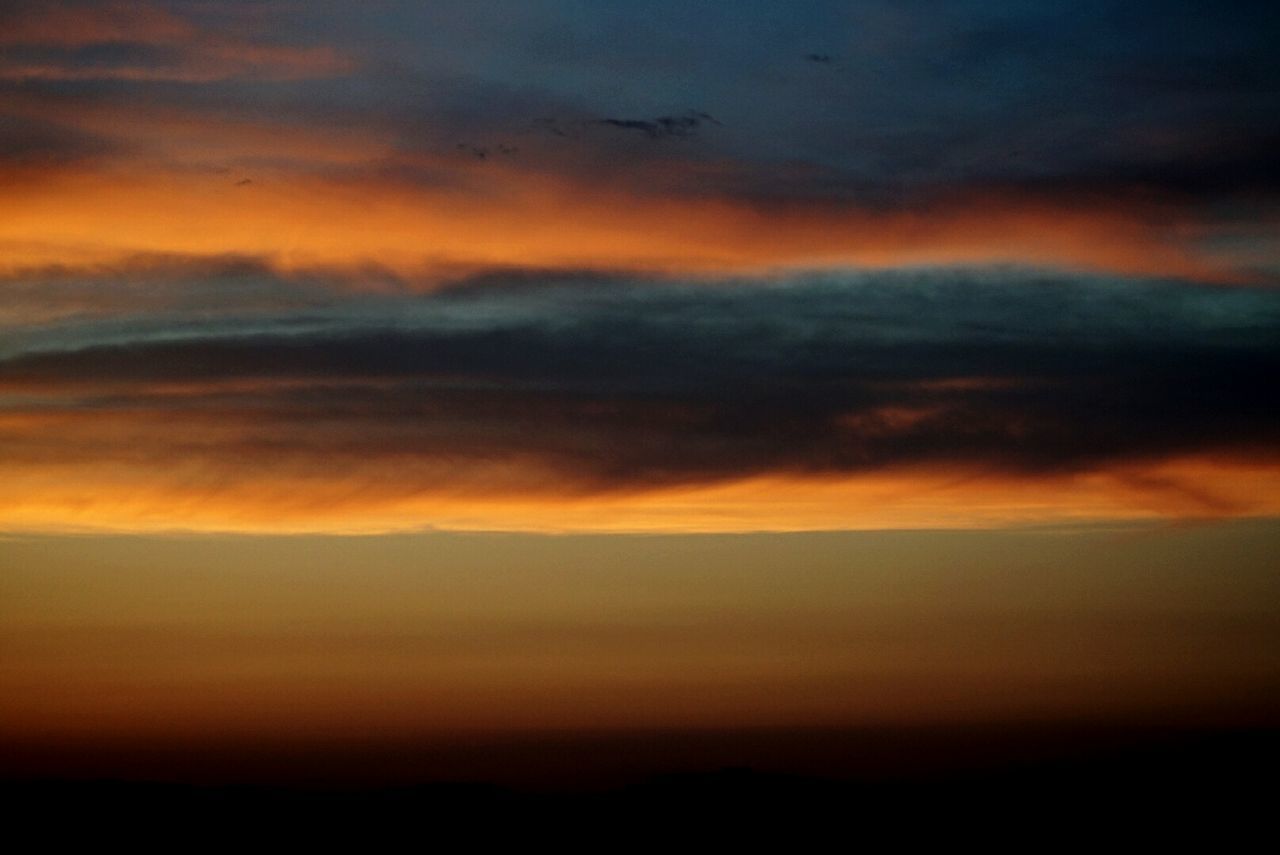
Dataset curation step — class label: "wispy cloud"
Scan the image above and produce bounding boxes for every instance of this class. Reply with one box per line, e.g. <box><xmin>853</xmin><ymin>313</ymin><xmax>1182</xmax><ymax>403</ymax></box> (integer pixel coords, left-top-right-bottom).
<box><xmin>0</xmin><ymin>1</ymin><xmax>353</xmax><ymax>81</ymax></box>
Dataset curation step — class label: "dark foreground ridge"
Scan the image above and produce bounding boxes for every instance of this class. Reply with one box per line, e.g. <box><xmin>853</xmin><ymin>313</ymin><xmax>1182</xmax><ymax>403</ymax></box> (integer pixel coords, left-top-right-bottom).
<box><xmin>4</xmin><ymin>725</ymin><xmax>1275</xmax><ymax>844</ymax></box>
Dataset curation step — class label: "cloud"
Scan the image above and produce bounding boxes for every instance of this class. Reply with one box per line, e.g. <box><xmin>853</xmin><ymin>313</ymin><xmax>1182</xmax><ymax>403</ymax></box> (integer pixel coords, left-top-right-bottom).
<box><xmin>1</xmin><ymin>2</ymin><xmax>1275</xmax><ymax>280</ymax></box>
<box><xmin>2</xmin><ymin>269</ymin><xmax>1277</xmax><ymax>513</ymax></box>
<box><xmin>0</xmin><ymin>254</ymin><xmax>374</xmax><ymax>329</ymax></box>
<box><xmin>1</xmin><ymin>2</ymin><xmax>1278</xmax><ymax>531</ymax></box>
<box><xmin>597</xmin><ymin>112</ymin><xmax>720</xmax><ymax>140</ymax></box>
<box><xmin>0</xmin><ymin>113</ymin><xmax>120</xmax><ymax>170</ymax></box>
<box><xmin>0</xmin><ymin>1</ymin><xmax>353</xmax><ymax>82</ymax></box>
<box><xmin>0</xmin><ymin>1</ymin><xmax>193</xmax><ymax>47</ymax></box>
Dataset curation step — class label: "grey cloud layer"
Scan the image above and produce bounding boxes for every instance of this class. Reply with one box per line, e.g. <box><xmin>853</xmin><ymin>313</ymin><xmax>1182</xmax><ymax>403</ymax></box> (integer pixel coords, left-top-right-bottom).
<box><xmin>3</xmin><ymin>268</ymin><xmax>1277</xmax><ymax>491</ymax></box>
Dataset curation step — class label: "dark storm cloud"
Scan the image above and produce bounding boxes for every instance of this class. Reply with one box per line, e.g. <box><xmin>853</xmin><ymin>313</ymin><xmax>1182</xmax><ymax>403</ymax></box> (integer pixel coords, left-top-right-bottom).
<box><xmin>3</xmin><ymin>269</ymin><xmax>1277</xmax><ymax>490</ymax></box>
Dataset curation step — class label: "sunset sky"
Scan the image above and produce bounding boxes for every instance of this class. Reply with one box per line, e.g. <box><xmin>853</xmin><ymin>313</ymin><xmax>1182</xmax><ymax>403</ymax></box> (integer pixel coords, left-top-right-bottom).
<box><xmin>2</xmin><ymin>1</ymin><xmax>1278</xmax><ymax>786</ymax></box>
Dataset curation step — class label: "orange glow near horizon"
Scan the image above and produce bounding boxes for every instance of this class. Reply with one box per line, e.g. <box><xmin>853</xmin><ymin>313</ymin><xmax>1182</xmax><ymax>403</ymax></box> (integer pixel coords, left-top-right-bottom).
<box><xmin>0</xmin><ymin>159</ymin><xmax>1239</xmax><ymax>283</ymax></box>
<box><xmin>2</xmin><ymin>518</ymin><xmax>1277</xmax><ymax>754</ymax></box>
<box><xmin>2</xmin><ymin>456</ymin><xmax>1277</xmax><ymax>535</ymax></box>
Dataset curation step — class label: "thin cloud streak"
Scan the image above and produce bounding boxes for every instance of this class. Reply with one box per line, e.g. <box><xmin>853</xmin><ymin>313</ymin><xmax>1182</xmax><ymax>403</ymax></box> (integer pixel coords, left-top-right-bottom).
<box><xmin>0</xmin><ymin>1</ymin><xmax>353</xmax><ymax>81</ymax></box>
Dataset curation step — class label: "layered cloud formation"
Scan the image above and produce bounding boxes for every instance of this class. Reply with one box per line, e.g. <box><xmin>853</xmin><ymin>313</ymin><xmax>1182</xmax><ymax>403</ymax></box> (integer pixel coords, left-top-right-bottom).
<box><xmin>3</xmin><ymin>264</ymin><xmax>1277</xmax><ymax>531</ymax></box>
<box><xmin>2</xmin><ymin>1</ymin><xmax>1278</xmax><ymax>531</ymax></box>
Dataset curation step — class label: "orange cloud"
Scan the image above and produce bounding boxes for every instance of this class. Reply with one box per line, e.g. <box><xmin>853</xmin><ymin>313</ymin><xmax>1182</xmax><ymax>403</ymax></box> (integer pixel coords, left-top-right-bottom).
<box><xmin>0</xmin><ymin>1</ymin><xmax>194</xmax><ymax>47</ymax></box>
<box><xmin>2</xmin><ymin>451</ymin><xmax>1278</xmax><ymax>535</ymax></box>
<box><xmin>0</xmin><ymin>158</ymin><xmax>1235</xmax><ymax>282</ymax></box>
<box><xmin>0</xmin><ymin>1</ymin><xmax>352</xmax><ymax>81</ymax></box>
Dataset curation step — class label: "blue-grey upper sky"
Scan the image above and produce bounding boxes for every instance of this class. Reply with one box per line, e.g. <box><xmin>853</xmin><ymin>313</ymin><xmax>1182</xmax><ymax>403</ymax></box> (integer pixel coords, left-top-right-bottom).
<box><xmin>4</xmin><ymin>1</ymin><xmax>1277</xmax><ymax>214</ymax></box>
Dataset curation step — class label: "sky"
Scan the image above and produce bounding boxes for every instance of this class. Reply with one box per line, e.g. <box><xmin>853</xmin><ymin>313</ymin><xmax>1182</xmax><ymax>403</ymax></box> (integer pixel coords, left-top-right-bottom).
<box><xmin>1</xmin><ymin>1</ymin><xmax>1278</xmax><ymax>785</ymax></box>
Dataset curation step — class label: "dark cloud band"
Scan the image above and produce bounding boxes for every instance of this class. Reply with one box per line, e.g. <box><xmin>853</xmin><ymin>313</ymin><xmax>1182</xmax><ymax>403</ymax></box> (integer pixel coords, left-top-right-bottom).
<box><xmin>3</xmin><ymin>268</ymin><xmax>1277</xmax><ymax>491</ymax></box>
